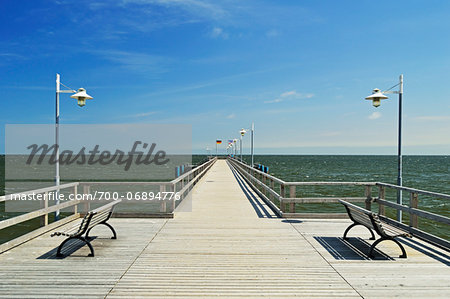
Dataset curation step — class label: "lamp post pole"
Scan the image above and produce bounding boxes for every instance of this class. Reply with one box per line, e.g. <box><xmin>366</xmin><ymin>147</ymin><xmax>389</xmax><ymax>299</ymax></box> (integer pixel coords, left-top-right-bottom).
<box><xmin>397</xmin><ymin>74</ymin><xmax>403</xmax><ymax>222</ymax></box>
<box><xmin>240</xmin><ymin>135</ymin><xmax>243</xmax><ymax>162</ymax></box>
<box><xmin>53</xmin><ymin>73</ymin><xmax>93</xmax><ymax>220</ymax></box>
<box><xmin>251</xmin><ymin>122</ymin><xmax>254</xmax><ymax>167</ymax></box>
<box><xmin>55</xmin><ymin>74</ymin><xmax>61</xmax><ymax>220</ymax></box>
<box><xmin>365</xmin><ymin>74</ymin><xmax>404</xmax><ymax>222</ymax></box>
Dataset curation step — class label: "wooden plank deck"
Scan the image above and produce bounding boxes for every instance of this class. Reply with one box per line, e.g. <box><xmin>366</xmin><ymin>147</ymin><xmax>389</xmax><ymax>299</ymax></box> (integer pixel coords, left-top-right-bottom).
<box><xmin>0</xmin><ymin>159</ymin><xmax>449</xmax><ymax>298</ymax></box>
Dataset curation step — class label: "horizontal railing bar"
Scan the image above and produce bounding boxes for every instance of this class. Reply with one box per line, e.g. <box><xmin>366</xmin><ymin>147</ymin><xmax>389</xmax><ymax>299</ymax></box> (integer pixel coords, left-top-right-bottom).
<box><xmin>0</xmin><ymin>182</ymin><xmax>79</xmax><ymax>202</ymax></box>
<box><xmin>230</xmin><ymin>160</ymin><xmax>281</xmax><ymax>199</ymax></box>
<box><xmin>80</xmin><ymin>182</ymin><xmax>172</xmax><ymax>186</ymax></box>
<box><xmin>376</xmin><ymin>182</ymin><xmax>450</xmax><ymax>200</ymax></box>
<box><xmin>285</xmin><ymin>182</ymin><xmax>376</xmax><ymax>186</ymax></box>
<box><xmin>230</xmin><ymin>158</ymin><xmax>285</xmax><ymax>185</ymax></box>
<box><xmin>376</xmin><ymin>198</ymin><xmax>450</xmax><ymax>225</ymax></box>
<box><xmin>0</xmin><ymin>200</ymin><xmax>80</xmax><ymax>230</ymax></box>
<box><xmin>178</xmin><ymin>160</ymin><xmax>215</xmax><ymax>195</ymax></box>
<box><xmin>282</xmin><ymin>213</ymin><xmax>350</xmax><ymax>219</ymax></box>
<box><xmin>282</xmin><ymin>197</ymin><xmax>366</xmax><ymax>203</ymax></box>
<box><xmin>171</xmin><ymin>158</ymin><xmax>216</xmax><ymax>184</ymax></box>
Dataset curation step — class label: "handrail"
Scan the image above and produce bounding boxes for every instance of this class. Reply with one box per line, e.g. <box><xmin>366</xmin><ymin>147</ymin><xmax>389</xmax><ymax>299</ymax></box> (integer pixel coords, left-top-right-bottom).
<box><xmin>228</xmin><ymin>157</ymin><xmax>449</xmax><ymax>249</ymax></box>
<box><xmin>375</xmin><ymin>198</ymin><xmax>450</xmax><ymax>225</ymax></box>
<box><xmin>228</xmin><ymin>157</ymin><xmax>375</xmax><ymax>214</ymax></box>
<box><xmin>376</xmin><ymin>182</ymin><xmax>450</xmax><ymax>200</ymax></box>
<box><xmin>285</xmin><ymin>182</ymin><xmax>376</xmax><ymax>186</ymax></box>
<box><xmin>230</xmin><ymin>158</ymin><xmax>285</xmax><ymax>184</ymax></box>
<box><xmin>0</xmin><ymin>182</ymin><xmax>80</xmax><ymax>202</ymax></box>
<box><xmin>170</xmin><ymin>157</ymin><xmax>216</xmax><ymax>184</ymax></box>
<box><xmin>0</xmin><ymin>157</ymin><xmax>217</xmax><ymax>253</ymax></box>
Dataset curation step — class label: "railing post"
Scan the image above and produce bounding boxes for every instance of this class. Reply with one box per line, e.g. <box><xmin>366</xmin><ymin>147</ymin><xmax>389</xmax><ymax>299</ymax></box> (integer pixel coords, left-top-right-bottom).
<box><xmin>365</xmin><ymin>185</ymin><xmax>372</xmax><ymax>211</ymax></box>
<box><xmin>378</xmin><ymin>185</ymin><xmax>385</xmax><ymax>216</ymax></box>
<box><xmin>410</xmin><ymin>192</ymin><xmax>419</xmax><ymax>228</ymax></box>
<box><xmin>83</xmin><ymin>185</ymin><xmax>90</xmax><ymax>215</ymax></box>
<box><xmin>270</xmin><ymin>178</ymin><xmax>274</xmax><ymax>201</ymax></box>
<box><xmin>289</xmin><ymin>185</ymin><xmax>296</xmax><ymax>213</ymax></box>
<box><xmin>73</xmin><ymin>185</ymin><xmax>78</xmax><ymax>215</ymax></box>
<box><xmin>262</xmin><ymin>175</ymin><xmax>267</xmax><ymax>196</ymax></box>
<box><xmin>40</xmin><ymin>192</ymin><xmax>48</xmax><ymax>226</ymax></box>
<box><xmin>160</xmin><ymin>184</ymin><xmax>167</xmax><ymax>213</ymax></box>
<box><xmin>280</xmin><ymin>184</ymin><xmax>286</xmax><ymax>212</ymax></box>
<box><xmin>170</xmin><ymin>183</ymin><xmax>176</xmax><ymax>212</ymax></box>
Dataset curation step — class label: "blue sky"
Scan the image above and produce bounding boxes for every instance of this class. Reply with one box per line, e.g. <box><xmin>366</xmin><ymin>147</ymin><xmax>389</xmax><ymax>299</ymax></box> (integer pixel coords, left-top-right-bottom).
<box><xmin>1</xmin><ymin>0</ymin><xmax>449</xmax><ymax>155</ymax></box>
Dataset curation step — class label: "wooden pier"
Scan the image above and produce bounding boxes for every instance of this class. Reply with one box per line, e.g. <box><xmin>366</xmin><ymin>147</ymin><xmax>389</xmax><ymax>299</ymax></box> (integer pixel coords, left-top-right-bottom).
<box><xmin>0</xmin><ymin>159</ymin><xmax>449</xmax><ymax>298</ymax></box>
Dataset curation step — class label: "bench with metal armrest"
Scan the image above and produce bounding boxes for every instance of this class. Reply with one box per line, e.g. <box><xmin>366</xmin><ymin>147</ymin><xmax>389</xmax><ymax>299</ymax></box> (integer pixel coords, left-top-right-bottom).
<box><xmin>51</xmin><ymin>200</ymin><xmax>121</xmax><ymax>257</ymax></box>
<box><xmin>339</xmin><ymin>199</ymin><xmax>411</xmax><ymax>258</ymax></box>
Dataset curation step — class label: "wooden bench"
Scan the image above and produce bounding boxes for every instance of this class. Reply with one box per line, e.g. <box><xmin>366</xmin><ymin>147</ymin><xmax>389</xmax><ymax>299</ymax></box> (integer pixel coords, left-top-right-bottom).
<box><xmin>339</xmin><ymin>199</ymin><xmax>411</xmax><ymax>258</ymax></box>
<box><xmin>51</xmin><ymin>200</ymin><xmax>121</xmax><ymax>257</ymax></box>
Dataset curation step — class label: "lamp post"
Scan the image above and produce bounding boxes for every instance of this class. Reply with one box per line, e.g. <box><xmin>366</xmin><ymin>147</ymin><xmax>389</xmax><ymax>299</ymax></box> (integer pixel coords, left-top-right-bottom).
<box><xmin>250</xmin><ymin>122</ymin><xmax>254</xmax><ymax>167</ymax></box>
<box><xmin>365</xmin><ymin>74</ymin><xmax>403</xmax><ymax>222</ymax></box>
<box><xmin>239</xmin><ymin>128</ymin><xmax>246</xmax><ymax>162</ymax></box>
<box><xmin>55</xmin><ymin>73</ymin><xmax>93</xmax><ymax>220</ymax></box>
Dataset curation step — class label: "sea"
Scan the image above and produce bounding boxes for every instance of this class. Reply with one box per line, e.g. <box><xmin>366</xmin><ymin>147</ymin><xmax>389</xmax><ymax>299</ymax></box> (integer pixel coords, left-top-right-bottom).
<box><xmin>1</xmin><ymin>155</ymin><xmax>449</xmax><ymax>243</ymax></box>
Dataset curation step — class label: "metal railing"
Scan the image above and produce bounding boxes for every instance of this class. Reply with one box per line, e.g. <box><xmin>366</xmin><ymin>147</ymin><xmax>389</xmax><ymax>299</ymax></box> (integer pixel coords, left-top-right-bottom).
<box><xmin>228</xmin><ymin>157</ymin><xmax>450</xmax><ymax>249</ymax></box>
<box><xmin>0</xmin><ymin>157</ymin><xmax>217</xmax><ymax>253</ymax></box>
<box><xmin>228</xmin><ymin>158</ymin><xmax>375</xmax><ymax>217</ymax></box>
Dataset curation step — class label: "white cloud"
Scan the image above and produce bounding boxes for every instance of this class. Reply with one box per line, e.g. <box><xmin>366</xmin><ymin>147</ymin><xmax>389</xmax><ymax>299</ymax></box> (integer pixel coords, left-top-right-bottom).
<box><xmin>264</xmin><ymin>98</ymin><xmax>282</xmax><ymax>104</ymax></box>
<box><xmin>89</xmin><ymin>50</ymin><xmax>170</xmax><ymax>73</ymax></box>
<box><xmin>210</xmin><ymin>27</ymin><xmax>229</xmax><ymax>39</ymax></box>
<box><xmin>368</xmin><ymin>112</ymin><xmax>381</xmax><ymax>120</ymax></box>
<box><xmin>226</xmin><ymin>113</ymin><xmax>236</xmax><ymax>119</ymax></box>
<box><xmin>265</xmin><ymin>90</ymin><xmax>314</xmax><ymax>104</ymax></box>
<box><xmin>280</xmin><ymin>90</ymin><xmax>296</xmax><ymax>97</ymax></box>
<box><xmin>120</xmin><ymin>0</ymin><xmax>228</xmax><ymax>20</ymax></box>
<box><xmin>266</xmin><ymin>29</ymin><xmax>279</xmax><ymax>37</ymax></box>
<box><xmin>127</xmin><ymin>111</ymin><xmax>158</xmax><ymax>118</ymax></box>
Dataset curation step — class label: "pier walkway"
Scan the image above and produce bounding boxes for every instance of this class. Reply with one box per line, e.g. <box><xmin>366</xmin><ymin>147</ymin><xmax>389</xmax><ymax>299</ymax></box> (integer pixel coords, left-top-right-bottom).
<box><xmin>0</xmin><ymin>160</ymin><xmax>449</xmax><ymax>298</ymax></box>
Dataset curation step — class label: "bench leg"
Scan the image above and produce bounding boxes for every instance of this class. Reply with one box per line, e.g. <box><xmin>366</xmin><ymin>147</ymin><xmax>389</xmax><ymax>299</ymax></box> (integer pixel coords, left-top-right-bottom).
<box><xmin>343</xmin><ymin>223</ymin><xmax>376</xmax><ymax>240</ymax></box>
<box><xmin>56</xmin><ymin>236</ymin><xmax>95</xmax><ymax>258</ymax></box>
<box><xmin>368</xmin><ymin>237</ymin><xmax>407</xmax><ymax>259</ymax></box>
<box><xmin>85</xmin><ymin>222</ymin><xmax>117</xmax><ymax>240</ymax></box>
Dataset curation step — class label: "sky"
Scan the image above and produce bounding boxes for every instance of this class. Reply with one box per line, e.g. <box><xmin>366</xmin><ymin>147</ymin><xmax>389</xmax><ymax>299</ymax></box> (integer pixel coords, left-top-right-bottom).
<box><xmin>1</xmin><ymin>0</ymin><xmax>449</xmax><ymax>155</ymax></box>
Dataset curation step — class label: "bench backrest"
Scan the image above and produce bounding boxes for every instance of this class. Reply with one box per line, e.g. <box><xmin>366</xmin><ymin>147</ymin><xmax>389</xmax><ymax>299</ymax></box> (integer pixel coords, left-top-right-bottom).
<box><xmin>75</xmin><ymin>200</ymin><xmax>121</xmax><ymax>236</ymax></box>
<box><xmin>339</xmin><ymin>200</ymin><xmax>385</xmax><ymax>236</ymax></box>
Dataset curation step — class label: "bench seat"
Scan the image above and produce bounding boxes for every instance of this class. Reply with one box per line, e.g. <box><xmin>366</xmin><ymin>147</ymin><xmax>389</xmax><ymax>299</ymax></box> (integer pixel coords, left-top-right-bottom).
<box><xmin>51</xmin><ymin>200</ymin><xmax>121</xmax><ymax>257</ymax></box>
<box><xmin>339</xmin><ymin>199</ymin><xmax>411</xmax><ymax>258</ymax></box>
